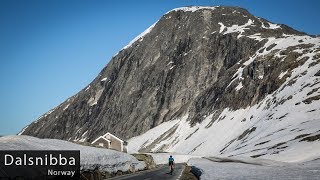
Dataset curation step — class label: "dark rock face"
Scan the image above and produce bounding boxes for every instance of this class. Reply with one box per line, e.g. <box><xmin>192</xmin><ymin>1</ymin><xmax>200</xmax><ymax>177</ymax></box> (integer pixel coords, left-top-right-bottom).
<box><xmin>21</xmin><ymin>6</ymin><xmax>315</xmax><ymax>141</ymax></box>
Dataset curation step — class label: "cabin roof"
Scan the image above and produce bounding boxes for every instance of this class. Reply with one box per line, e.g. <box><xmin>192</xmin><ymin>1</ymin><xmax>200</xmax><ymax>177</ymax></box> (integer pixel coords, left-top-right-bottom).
<box><xmin>91</xmin><ymin>135</ymin><xmax>111</xmax><ymax>144</ymax></box>
<box><xmin>102</xmin><ymin>132</ymin><xmax>124</xmax><ymax>143</ymax></box>
<box><xmin>92</xmin><ymin>132</ymin><xmax>124</xmax><ymax>144</ymax></box>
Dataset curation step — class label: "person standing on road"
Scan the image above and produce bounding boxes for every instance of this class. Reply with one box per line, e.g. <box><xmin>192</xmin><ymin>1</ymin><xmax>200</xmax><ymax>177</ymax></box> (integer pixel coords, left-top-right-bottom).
<box><xmin>168</xmin><ymin>155</ymin><xmax>175</xmax><ymax>175</ymax></box>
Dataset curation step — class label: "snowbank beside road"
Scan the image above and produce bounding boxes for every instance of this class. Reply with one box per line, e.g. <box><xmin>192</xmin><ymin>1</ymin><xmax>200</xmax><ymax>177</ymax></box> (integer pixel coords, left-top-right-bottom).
<box><xmin>0</xmin><ymin>135</ymin><xmax>145</xmax><ymax>173</ymax></box>
<box><xmin>188</xmin><ymin>157</ymin><xmax>320</xmax><ymax>180</ymax></box>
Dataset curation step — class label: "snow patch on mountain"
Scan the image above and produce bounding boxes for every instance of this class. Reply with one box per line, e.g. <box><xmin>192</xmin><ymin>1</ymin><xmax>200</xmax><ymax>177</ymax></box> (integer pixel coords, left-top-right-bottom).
<box><xmin>101</xmin><ymin>77</ymin><xmax>108</xmax><ymax>82</ymax></box>
<box><xmin>230</xmin><ymin>35</ymin><xmax>320</xmax><ymax>82</ymax></box>
<box><xmin>279</xmin><ymin>71</ymin><xmax>288</xmax><ymax>79</ymax></box>
<box><xmin>262</xmin><ymin>22</ymin><xmax>281</xmax><ymax>30</ymax></box>
<box><xmin>218</xmin><ymin>22</ymin><xmax>225</xmax><ymax>33</ymax></box>
<box><xmin>122</xmin><ymin>21</ymin><xmax>158</xmax><ymax>50</ymax></box>
<box><xmin>88</xmin><ymin>88</ymin><xmax>104</xmax><ymax>106</ymax></box>
<box><xmin>224</xmin><ymin>19</ymin><xmax>254</xmax><ymax>38</ymax></box>
<box><xmin>17</xmin><ymin>126</ymin><xmax>29</xmax><ymax>135</ymax></box>
<box><xmin>170</xmin><ymin>6</ymin><xmax>217</xmax><ymax>13</ymax></box>
<box><xmin>63</xmin><ymin>104</ymin><xmax>70</xmax><ymax>111</ymax></box>
<box><xmin>85</xmin><ymin>85</ymin><xmax>90</xmax><ymax>91</ymax></box>
<box><xmin>235</xmin><ymin>82</ymin><xmax>243</xmax><ymax>91</ymax></box>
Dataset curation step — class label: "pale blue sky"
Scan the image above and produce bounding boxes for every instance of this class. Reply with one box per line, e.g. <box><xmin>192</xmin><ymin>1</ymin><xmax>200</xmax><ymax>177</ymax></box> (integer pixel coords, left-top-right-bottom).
<box><xmin>1</xmin><ymin>0</ymin><xmax>319</xmax><ymax>135</ymax></box>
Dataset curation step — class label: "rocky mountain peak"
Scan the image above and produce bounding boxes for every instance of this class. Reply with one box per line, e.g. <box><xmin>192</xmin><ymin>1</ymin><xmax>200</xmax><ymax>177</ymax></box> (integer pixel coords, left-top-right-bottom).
<box><xmin>165</xmin><ymin>6</ymin><xmax>303</xmax><ymax>37</ymax></box>
<box><xmin>20</xmin><ymin>5</ymin><xmax>320</xmax><ymax>150</ymax></box>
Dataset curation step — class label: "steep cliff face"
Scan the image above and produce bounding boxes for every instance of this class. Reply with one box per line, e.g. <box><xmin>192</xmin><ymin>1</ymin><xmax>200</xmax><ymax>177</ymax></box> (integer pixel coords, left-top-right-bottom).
<box><xmin>21</xmin><ymin>6</ymin><xmax>320</xmax><ymax>149</ymax></box>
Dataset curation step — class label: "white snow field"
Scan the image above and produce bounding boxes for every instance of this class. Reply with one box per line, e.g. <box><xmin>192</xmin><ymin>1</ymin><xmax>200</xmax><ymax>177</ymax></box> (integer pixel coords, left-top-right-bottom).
<box><xmin>188</xmin><ymin>157</ymin><xmax>320</xmax><ymax>180</ymax></box>
<box><xmin>128</xmin><ymin>108</ymin><xmax>320</xmax><ymax>163</ymax></box>
<box><xmin>0</xmin><ymin>135</ymin><xmax>145</xmax><ymax>173</ymax></box>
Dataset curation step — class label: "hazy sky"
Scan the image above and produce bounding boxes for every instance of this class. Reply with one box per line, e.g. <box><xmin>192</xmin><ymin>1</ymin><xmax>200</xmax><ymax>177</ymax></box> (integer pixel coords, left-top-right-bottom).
<box><xmin>1</xmin><ymin>0</ymin><xmax>320</xmax><ymax>135</ymax></box>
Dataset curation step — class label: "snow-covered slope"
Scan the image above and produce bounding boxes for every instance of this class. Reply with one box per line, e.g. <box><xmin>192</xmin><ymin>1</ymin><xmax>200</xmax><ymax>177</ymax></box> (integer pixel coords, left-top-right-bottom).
<box><xmin>0</xmin><ymin>135</ymin><xmax>145</xmax><ymax>173</ymax></box>
<box><xmin>129</xmin><ymin>64</ymin><xmax>320</xmax><ymax>162</ymax></box>
<box><xmin>128</xmin><ymin>21</ymin><xmax>320</xmax><ymax>163</ymax></box>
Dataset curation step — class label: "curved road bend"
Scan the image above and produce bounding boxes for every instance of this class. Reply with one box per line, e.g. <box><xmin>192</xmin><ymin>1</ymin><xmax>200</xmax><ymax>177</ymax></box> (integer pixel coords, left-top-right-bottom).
<box><xmin>109</xmin><ymin>163</ymin><xmax>185</xmax><ymax>180</ymax></box>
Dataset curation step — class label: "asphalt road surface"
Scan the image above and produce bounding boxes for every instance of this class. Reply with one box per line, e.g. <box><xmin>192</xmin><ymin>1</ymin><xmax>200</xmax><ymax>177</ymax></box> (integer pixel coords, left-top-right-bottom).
<box><xmin>109</xmin><ymin>163</ymin><xmax>185</xmax><ymax>180</ymax></box>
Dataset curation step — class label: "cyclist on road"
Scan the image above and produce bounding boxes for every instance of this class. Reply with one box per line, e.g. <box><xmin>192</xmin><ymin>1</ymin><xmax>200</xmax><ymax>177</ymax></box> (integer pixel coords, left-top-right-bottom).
<box><xmin>168</xmin><ymin>155</ymin><xmax>175</xmax><ymax>175</ymax></box>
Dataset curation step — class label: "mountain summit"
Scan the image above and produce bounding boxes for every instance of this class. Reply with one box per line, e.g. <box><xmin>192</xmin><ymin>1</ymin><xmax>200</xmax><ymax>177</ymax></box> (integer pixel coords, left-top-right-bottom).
<box><xmin>21</xmin><ymin>6</ymin><xmax>320</xmax><ymax>160</ymax></box>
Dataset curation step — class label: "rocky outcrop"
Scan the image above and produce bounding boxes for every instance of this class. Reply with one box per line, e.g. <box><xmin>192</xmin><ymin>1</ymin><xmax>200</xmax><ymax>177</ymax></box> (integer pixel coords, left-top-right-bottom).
<box><xmin>21</xmin><ymin>6</ymin><xmax>320</xmax><ymax>143</ymax></box>
<box><xmin>131</xmin><ymin>154</ymin><xmax>156</xmax><ymax>169</ymax></box>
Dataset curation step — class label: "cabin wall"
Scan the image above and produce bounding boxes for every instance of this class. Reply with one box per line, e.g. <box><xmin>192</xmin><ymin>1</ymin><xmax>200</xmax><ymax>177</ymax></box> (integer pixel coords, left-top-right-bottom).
<box><xmin>92</xmin><ymin>138</ymin><xmax>110</xmax><ymax>148</ymax></box>
<box><xmin>109</xmin><ymin>136</ymin><xmax>122</xmax><ymax>151</ymax></box>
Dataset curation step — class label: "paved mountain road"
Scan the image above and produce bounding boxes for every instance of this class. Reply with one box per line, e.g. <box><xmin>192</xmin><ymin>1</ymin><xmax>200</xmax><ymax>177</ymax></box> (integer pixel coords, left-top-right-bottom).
<box><xmin>109</xmin><ymin>163</ymin><xmax>185</xmax><ymax>180</ymax></box>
